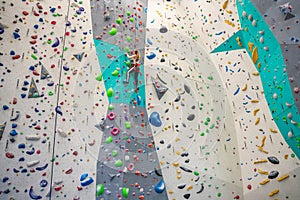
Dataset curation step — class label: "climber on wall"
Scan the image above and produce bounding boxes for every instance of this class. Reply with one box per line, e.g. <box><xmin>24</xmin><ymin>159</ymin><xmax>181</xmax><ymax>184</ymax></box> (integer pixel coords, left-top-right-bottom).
<box><xmin>123</xmin><ymin>49</ymin><xmax>142</xmax><ymax>90</ymax></box>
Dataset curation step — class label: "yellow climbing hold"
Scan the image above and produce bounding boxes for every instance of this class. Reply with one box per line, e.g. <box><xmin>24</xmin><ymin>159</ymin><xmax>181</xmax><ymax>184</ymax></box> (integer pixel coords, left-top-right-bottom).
<box><xmin>269</xmin><ymin>189</ymin><xmax>279</xmax><ymax>197</ymax></box>
<box><xmin>253</xmin><ymin>108</ymin><xmax>260</xmax><ymax>116</ymax></box>
<box><xmin>257</xmin><ymin>62</ymin><xmax>261</xmax><ymax>69</ymax></box>
<box><xmin>225</xmin><ymin>20</ymin><xmax>235</xmax><ymax>27</ymax></box>
<box><xmin>252</xmin><ymin>46</ymin><xmax>258</xmax><ymax>64</ymax></box>
<box><xmin>259</xmin><ymin>179</ymin><xmax>270</xmax><ymax>185</ymax></box>
<box><xmin>254</xmin><ymin>159</ymin><xmax>268</xmax><ymax>164</ymax></box>
<box><xmin>251</xmin><ymin>99</ymin><xmax>259</xmax><ymax>103</ymax></box>
<box><xmin>173</xmin><ymin>162</ymin><xmax>179</xmax><ymax>167</ymax></box>
<box><xmin>258</xmin><ymin>168</ymin><xmax>268</xmax><ymax>175</ymax></box>
<box><xmin>236</xmin><ymin>37</ymin><xmax>243</xmax><ymax>47</ymax></box>
<box><xmin>248</xmin><ymin>41</ymin><xmax>254</xmax><ymax>52</ymax></box>
<box><xmin>168</xmin><ymin>190</ymin><xmax>174</xmax><ymax>194</ymax></box>
<box><xmin>277</xmin><ymin>174</ymin><xmax>289</xmax><ymax>182</ymax></box>
<box><xmin>222</xmin><ymin>0</ymin><xmax>229</xmax><ymax>9</ymax></box>
<box><xmin>258</xmin><ymin>146</ymin><xmax>268</xmax><ymax>154</ymax></box>
<box><xmin>226</xmin><ymin>10</ymin><xmax>232</xmax><ymax>14</ymax></box>
<box><xmin>270</xmin><ymin>128</ymin><xmax>278</xmax><ymax>133</ymax></box>
<box><xmin>241</xmin><ymin>84</ymin><xmax>247</xmax><ymax>91</ymax></box>
<box><xmin>260</xmin><ymin>135</ymin><xmax>266</xmax><ymax>147</ymax></box>
<box><xmin>255</xmin><ymin>117</ymin><xmax>260</xmax><ymax>125</ymax></box>
<box><xmin>252</xmin><ymin>71</ymin><xmax>259</xmax><ymax>76</ymax></box>
<box><xmin>187</xmin><ymin>185</ymin><xmax>193</xmax><ymax>191</ymax></box>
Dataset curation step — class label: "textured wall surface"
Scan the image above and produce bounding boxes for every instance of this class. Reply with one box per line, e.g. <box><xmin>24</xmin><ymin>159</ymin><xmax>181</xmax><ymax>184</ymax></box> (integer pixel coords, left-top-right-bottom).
<box><xmin>0</xmin><ymin>0</ymin><xmax>299</xmax><ymax>200</ymax></box>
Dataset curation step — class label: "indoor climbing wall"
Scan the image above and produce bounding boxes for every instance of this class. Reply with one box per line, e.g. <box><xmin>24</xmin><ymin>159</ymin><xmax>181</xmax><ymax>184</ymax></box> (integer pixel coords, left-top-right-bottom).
<box><xmin>0</xmin><ymin>0</ymin><xmax>299</xmax><ymax>200</ymax></box>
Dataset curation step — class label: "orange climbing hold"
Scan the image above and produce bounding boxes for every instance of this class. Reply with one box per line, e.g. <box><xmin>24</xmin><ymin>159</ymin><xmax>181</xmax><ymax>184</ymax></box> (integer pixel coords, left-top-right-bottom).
<box><xmin>252</xmin><ymin>46</ymin><xmax>258</xmax><ymax>64</ymax></box>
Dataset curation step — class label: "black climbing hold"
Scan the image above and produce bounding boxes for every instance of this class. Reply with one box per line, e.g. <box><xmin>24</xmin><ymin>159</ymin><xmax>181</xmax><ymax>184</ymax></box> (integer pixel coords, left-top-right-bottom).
<box><xmin>268</xmin><ymin>170</ymin><xmax>279</xmax><ymax>179</ymax></box>
<box><xmin>183</xmin><ymin>193</ymin><xmax>191</xmax><ymax>199</ymax></box>
<box><xmin>177</xmin><ymin>184</ymin><xmax>186</xmax><ymax>189</ymax></box>
<box><xmin>268</xmin><ymin>156</ymin><xmax>279</xmax><ymax>164</ymax></box>
<box><xmin>196</xmin><ymin>184</ymin><xmax>204</xmax><ymax>194</ymax></box>
<box><xmin>180</xmin><ymin>166</ymin><xmax>192</xmax><ymax>173</ymax></box>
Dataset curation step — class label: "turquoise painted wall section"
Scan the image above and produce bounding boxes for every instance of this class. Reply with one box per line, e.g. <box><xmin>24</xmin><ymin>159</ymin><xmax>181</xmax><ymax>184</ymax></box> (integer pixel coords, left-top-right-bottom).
<box><xmin>212</xmin><ymin>0</ymin><xmax>300</xmax><ymax>158</ymax></box>
<box><xmin>94</xmin><ymin>39</ymin><xmax>146</xmax><ymax>108</ymax></box>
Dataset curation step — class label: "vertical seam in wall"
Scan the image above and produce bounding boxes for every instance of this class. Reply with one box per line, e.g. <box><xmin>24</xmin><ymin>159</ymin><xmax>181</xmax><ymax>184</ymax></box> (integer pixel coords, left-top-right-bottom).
<box><xmin>49</xmin><ymin>0</ymin><xmax>71</xmax><ymax>199</ymax></box>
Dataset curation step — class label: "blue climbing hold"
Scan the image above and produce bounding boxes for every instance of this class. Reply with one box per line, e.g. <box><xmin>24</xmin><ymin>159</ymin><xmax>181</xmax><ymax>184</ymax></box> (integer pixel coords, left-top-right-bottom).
<box><xmin>81</xmin><ymin>177</ymin><xmax>94</xmax><ymax>187</ymax></box>
<box><xmin>155</xmin><ymin>179</ymin><xmax>165</xmax><ymax>193</ymax></box>
<box><xmin>149</xmin><ymin>112</ymin><xmax>162</xmax><ymax>127</ymax></box>
<box><xmin>80</xmin><ymin>173</ymin><xmax>88</xmax><ymax>181</ymax></box>
<box><xmin>146</xmin><ymin>52</ymin><xmax>156</xmax><ymax>60</ymax></box>
<box><xmin>10</xmin><ymin>130</ymin><xmax>18</xmax><ymax>136</ymax></box>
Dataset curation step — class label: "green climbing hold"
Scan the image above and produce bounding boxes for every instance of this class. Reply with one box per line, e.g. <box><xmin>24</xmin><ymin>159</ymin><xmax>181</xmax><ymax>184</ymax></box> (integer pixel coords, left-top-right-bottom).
<box><xmin>31</xmin><ymin>54</ymin><xmax>38</xmax><ymax>60</ymax></box>
<box><xmin>112</xmin><ymin>69</ymin><xmax>119</xmax><ymax>76</ymax></box>
<box><xmin>108</xmin><ymin>104</ymin><xmax>114</xmax><ymax>110</ymax></box>
<box><xmin>126</xmin><ymin>11</ymin><xmax>131</xmax><ymax>16</ymax></box>
<box><xmin>124</xmin><ymin>47</ymin><xmax>130</xmax><ymax>53</ymax></box>
<box><xmin>105</xmin><ymin>136</ymin><xmax>113</xmax><ymax>144</ymax></box>
<box><xmin>115</xmin><ymin>159</ymin><xmax>123</xmax><ymax>167</ymax></box>
<box><xmin>112</xmin><ymin>150</ymin><xmax>118</xmax><ymax>157</ymax></box>
<box><xmin>126</xmin><ymin>36</ymin><xmax>131</xmax><ymax>42</ymax></box>
<box><xmin>96</xmin><ymin>183</ymin><xmax>105</xmax><ymax>196</ymax></box>
<box><xmin>194</xmin><ymin>171</ymin><xmax>199</xmax><ymax>176</ymax></box>
<box><xmin>48</xmin><ymin>91</ymin><xmax>53</xmax><ymax>96</ymax></box>
<box><xmin>109</xmin><ymin>28</ymin><xmax>117</xmax><ymax>36</ymax></box>
<box><xmin>96</xmin><ymin>73</ymin><xmax>102</xmax><ymax>81</ymax></box>
<box><xmin>125</xmin><ymin>60</ymin><xmax>131</xmax><ymax>67</ymax></box>
<box><xmin>129</xmin><ymin>17</ymin><xmax>134</xmax><ymax>22</ymax></box>
<box><xmin>122</xmin><ymin>187</ymin><xmax>129</xmax><ymax>198</ymax></box>
<box><xmin>116</xmin><ymin>17</ymin><xmax>122</xmax><ymax>24</ymax></box>
<box><xmin>208</xmin><ymin>76</ymin><xmax>213</xmax><ymax>80</ymax></box>
<box><xmin>125</xmin><ymin>121</ymin><xmax>131</xmax><ymax>129</ymax></box>
<box><xmin>107</xmin><ymin>87</ymin><xmax>114</xmax><ymax>97</ymax></box>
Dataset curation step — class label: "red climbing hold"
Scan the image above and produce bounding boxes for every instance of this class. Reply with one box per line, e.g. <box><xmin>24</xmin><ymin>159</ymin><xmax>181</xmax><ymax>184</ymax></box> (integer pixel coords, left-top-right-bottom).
<box><xmin>5</xmin><ymin>152</ymin><xmax>15</xmax><ymax>159</ymax></box>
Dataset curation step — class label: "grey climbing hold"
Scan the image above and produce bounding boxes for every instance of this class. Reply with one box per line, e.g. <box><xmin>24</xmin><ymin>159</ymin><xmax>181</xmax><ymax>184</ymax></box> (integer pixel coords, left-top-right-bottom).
<box><xmin>73</xmin><ymin>52</ymin><xmax>85</xmax><ymax>62</ymax></box>
<box><xmin>0</xmin><ymin>122</ymin><xmax>7</xmax><ymax>140</ymax></box>
<box><xmin>187</xmin><ymin>114</ymin><xmax>195</xmax><ymax>121</ymax></box>
<box><xmin>184</xmin><ymin>84</ymin><xmax>190</xmax><ymax>94</ymax></box>
<box><xmin>28</xmin><ymin>78</ymin><xmax>40</xmax><ymax>98</ymax></box>
<box><xmin>151</xmin><ymin>76</ymin><xmax>168</xmax><ymax>100</ymax></box>
<box><xmin>159</xmin><ymin>25</ymin><xmax>168</xmax><ymax>33</ymax></box>
<box><xmin>40</xmin><ymin>64</ymin><xmax>52</xmax><ymax>79</ymax></box>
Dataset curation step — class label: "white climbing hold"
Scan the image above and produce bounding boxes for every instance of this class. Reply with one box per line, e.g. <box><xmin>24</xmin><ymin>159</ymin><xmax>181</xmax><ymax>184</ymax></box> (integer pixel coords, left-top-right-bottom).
<box><xmin>288</xmin><ymin>131</ymin><xmax>293</xmax><ymax>138</ymax></box>
<box><xmin>57</xmin><ymin>128</ymin><xmax>67</xmax><ymax>137</ymax></box>
<box><xmin>26</xmin><ymin>135</ymin><xmax>41</xmax><ymax>141</ymax></box>
<box><xmin>242</xmin><ymin>11</ymin><xmax>247</xmax><ymax>17</ymax></box>
<box><xmin>259</xmin><ymin>36</ymin><xmax>264</xmax><ymax>43</ymax></box>
<box><xmin>27</xmin><ymin>160</ymin><xmax>40</xmax><ymax>167</ymax></box>
<box><xmin>248</xmin><ymin>14</ymin><xmax>253</xmax><ymax>21</ymax></box>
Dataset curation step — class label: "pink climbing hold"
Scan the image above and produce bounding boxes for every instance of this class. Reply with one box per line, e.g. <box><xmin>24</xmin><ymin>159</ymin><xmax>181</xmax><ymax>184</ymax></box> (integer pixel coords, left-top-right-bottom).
<box><xmin>111</xmin><ymin>127</ymin><xmax>120</xmax><ymax>136</ymax></box>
